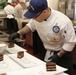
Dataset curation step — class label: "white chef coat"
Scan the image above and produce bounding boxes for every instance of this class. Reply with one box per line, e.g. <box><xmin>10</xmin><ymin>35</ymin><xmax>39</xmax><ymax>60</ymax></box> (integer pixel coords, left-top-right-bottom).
<box><xmin>21</xmin><ymin>9</ymin><xmax>76</xmax><ymax>61</ymax></box>
<box><xmin>27</xmin><ymin>9</ymin><xmax>76</xmax><ymax>51</ymax></box>
<box><xmin>14</xmin><ymin>3</ymin><xmax>23</xmax><ymax>30</ymax></box>
<box><xmin>14</xmin><ymin>3</ymin><xmax>24</xmax><ymax>19</ymax></box>
<box><xmin>4</xmin><ymin>4</ymin><xmax>14</xmax><ymax>19</ymax></box>
<box><xmin>14</xmin><ymin>3</ymin><xmax>27</xmax><ymax>30</ymax></box>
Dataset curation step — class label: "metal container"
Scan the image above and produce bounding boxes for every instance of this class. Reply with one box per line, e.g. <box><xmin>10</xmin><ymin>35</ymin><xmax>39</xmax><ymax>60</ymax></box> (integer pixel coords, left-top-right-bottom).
<box><xmin>58</xmin><ymin>0</ymin><xmax>74</xmax><ymax>20</ymax></box>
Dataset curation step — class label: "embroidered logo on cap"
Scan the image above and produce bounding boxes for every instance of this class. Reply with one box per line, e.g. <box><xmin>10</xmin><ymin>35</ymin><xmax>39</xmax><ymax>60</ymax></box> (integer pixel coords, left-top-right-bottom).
<box><xmin>28</xmin><ymin>4</ymin><xmax>34</xmax><ymax>10</ymax></box>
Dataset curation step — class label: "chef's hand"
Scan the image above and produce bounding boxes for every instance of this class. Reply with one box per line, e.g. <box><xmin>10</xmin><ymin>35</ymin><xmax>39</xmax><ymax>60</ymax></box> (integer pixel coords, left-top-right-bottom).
<box><xmin>9</xmin><ymin>32</ymin><xmax>20</xmax><ymax>41</ymax></box>
<box><xmin>51</xmin><ymin>54</ymin><xmax>61</xmax><ymax>64</ymax></box>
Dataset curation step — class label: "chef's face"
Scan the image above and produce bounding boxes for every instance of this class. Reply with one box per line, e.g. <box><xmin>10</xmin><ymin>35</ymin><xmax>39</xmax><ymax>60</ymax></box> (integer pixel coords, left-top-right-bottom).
<box><xmin>33</xmin><ymin>9</ymin><xmax>48</xmax><ymax>22</ymax></box>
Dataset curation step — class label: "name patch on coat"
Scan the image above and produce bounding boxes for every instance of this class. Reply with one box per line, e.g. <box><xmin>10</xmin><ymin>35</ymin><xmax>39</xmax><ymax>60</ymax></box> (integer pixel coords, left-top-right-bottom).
<box><xmin>52</xmin><ymin>26</ymin><xmax>60</xmax><ymax>33</ymax></box>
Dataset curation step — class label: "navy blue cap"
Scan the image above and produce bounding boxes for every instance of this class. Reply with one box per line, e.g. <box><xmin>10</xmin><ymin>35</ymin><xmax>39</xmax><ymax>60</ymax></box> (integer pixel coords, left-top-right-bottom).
<box><xmin>24</xmin><ymin>0</ymin><xmax>48</xmax><ymax>19</ymax></box>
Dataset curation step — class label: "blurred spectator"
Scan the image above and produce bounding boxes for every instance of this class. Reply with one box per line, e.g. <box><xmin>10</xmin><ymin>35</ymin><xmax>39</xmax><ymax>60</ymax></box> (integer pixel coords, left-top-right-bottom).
<box><xmin>4</xmin><ymin>0</ymin><xmax>18</xmax><ymax>34</ymax></box>
<box><xmin>14</xmin><ymin>0</ymin><xmax>27</xmax><ymax>30</ymax></box>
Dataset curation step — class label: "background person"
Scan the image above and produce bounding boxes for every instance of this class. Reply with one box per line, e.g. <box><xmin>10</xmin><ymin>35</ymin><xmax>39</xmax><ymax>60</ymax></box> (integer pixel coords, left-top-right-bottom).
<box><xmin>4</xmin><ymin>0</ymin><xmax>18</xmax><ymax>34</ymax></box>
<box><xmin>14</xmin><ymin>0</ymin><xmax>27</xmax><ymax>30</ymax></box>
<box><xmin>9</xmin><ymin>0</ymin><xmax>76</xmax><ymax>75</ymax></box>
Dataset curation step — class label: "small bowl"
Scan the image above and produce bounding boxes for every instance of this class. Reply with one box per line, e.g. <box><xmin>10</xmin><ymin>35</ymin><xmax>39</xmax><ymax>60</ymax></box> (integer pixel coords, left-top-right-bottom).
<box><xmin>0</xmin><ymin>44</ymin><xmax>7</xmax><ymax>54</ymax></box>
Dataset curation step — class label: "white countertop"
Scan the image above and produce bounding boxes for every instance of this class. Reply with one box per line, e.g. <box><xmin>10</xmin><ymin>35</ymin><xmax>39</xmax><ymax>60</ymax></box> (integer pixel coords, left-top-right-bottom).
<box><xmin>0</xmin><ymin>44</ymin><xmax>68</xmax><ymax>75</ymax></box>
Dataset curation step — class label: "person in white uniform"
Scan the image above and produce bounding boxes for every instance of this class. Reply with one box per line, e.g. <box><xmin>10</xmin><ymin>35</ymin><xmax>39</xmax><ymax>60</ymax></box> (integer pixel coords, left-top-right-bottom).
<box><xmin>4</xmin><ymin>0</ymin><xmax>18</xmax><ymax>33</ymax></box>
<box><xmin>9</xmin><ymin>0</ymin><xmax>76</xmax><ymax>75</ymax></box>
<box><xmin>14</xmin><ymin>0</ymin><xmax>27</xmax><ymax>30</ymax></box>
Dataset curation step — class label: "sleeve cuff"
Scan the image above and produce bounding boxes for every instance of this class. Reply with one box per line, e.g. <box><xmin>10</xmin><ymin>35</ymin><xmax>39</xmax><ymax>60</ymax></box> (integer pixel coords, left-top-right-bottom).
<box><xmin>62</xmin><ymin>43</ymin><xmax>75</xmax><ymax>51</ymax></box>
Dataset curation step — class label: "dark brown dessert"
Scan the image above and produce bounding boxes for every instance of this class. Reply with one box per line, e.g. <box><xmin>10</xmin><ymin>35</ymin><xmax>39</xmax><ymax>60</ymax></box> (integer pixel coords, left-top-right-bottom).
<box><xmin>0</xmin><ymin>54</ymin><xmax>3</xmax><ymax>61</ymax></box>
<box><xmin>46</xmin><ymin>62</ymin><xmax>56</xmax><ymax>71</ymax></box>
<box><xmin>8</xmin><ymin>41</ymin><xmax>14</xmax><ymax>48</ymax></box>
<box><xmin>17</xmin><ymin>51</ymin><xmax>24</xmax><ymax>58</ymax></box>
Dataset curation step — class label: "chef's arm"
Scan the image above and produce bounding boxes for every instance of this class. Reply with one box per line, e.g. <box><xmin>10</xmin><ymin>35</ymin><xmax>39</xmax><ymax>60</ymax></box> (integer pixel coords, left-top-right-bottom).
<box><xmin>18</xmin><ymin>25</ymin><xmax>31</xmax><ymax>35</ymax></box>
<box><xmin>9</xmin><ymin>25</ymin><xmax>31</xmax><ymax>41</ymax></box>
<box><xmin>51</xmin><ymin>43</ymin><xmax>75</xmax><ymax>64</ymax></box>
<box><xmin>57</xmin><ymin>49</ymin><xmax>67</xmax><ymax>57</ymax></box>
<box><xmin>50</xmin><ymin>49</ymin><xmax>68</xmax><ymax>63</ymax></box>
<box><xmin>57</xmin><ymin>42</ymin><xmax>76</xmax><ymax>57</ymax></box>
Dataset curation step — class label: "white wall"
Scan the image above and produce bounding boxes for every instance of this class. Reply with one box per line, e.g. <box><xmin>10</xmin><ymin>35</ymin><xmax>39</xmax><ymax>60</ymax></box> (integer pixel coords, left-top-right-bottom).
<box><xmin>47</xmin><ymin>0</ymin><xmax>59</xmax><ymax>10</ymax></box>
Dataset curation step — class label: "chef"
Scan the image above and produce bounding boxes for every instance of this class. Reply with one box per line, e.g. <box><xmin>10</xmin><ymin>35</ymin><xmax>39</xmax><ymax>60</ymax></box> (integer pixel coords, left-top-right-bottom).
<box><xmin>9</xmin><ymin>0</ymin><xmax>76</xmax><ymax>75</ymax></box>
<box><xmin>14</xmin><ymin>0</ymin><xmax>27</xmax><ymax>30</ymax></box>
<box><xmin>4</xmin><ymin>0</ymin><xmax>18</xmax><ymax>33</ymax></box>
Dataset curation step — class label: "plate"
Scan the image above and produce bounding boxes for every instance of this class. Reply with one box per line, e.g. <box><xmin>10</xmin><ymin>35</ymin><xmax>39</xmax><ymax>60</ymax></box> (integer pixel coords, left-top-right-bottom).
<box><xmin>9</xmin><ymin>53</ymin><xmax>37</xmax><ymax>68</ymax></box>
<box><xmin>8</xmin><ymin>52</ymin><xmax>45</xmax><ymax>68</ymax></box>
<box><xmin>0</xmin><ymin>55</ymin><xmax>22</xmax><ymax>74</ymax></box>
<box><xmin>6</xmin><ymin>47</ymin><xmax>18</xmax><ymax>53</ymax></box>
<box><xmin>6</xmin><ymin>44</ymin><xmax>27</xmax><ymax>53</ymax></box>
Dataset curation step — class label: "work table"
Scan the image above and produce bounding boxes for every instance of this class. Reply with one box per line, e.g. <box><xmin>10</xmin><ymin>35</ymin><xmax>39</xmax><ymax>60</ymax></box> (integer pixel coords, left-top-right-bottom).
<box><xmin>0</xmin><ymin>44</ymin><xmax>68</xmax><ymax>75</ymax></box>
